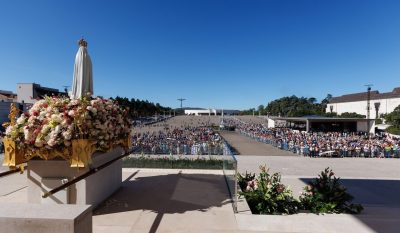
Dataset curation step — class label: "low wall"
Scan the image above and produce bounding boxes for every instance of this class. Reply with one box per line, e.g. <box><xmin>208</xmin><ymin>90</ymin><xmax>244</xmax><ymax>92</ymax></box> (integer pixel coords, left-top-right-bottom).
<box><xmin>235</xmin><ymin>194</ymin><xmax>396</xmax><ymax>233</ymax></box>
<box><xmin>0</xmin><ymin>203</ymin><xmax>92</xmax><ymax>233</ymax></box>
<box><xmin>27</xmin><ymin>147</ymin><xmax>123</xmax><ymax>206</ymax></box>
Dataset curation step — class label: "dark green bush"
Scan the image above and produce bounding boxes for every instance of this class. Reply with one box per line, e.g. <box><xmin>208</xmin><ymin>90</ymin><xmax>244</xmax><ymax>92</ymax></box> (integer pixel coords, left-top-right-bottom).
<box><xmin>299</xmin><ymin>167</ymin><xmax>363</xmax><ymax>214</ymax></box>
<box><xmin>238</xmin><ymin>165</ymin><xmax>300</xmax><ymax>215</ymax></box>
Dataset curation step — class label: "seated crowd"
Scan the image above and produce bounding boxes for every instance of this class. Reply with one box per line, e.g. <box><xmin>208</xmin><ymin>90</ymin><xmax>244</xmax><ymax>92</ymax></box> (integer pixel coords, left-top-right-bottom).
<box><xmin>230</xmin><ymin>118</ymin><xmax>400</xmax><ymax>158</ymax></box>
<box><xmin>131</xmin><ymin>126</ymin><xmax>223</xmax><ymax>155</ymax></box>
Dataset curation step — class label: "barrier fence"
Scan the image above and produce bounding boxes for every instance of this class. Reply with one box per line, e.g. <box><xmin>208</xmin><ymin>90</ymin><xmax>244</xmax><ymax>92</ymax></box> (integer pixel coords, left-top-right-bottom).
<box><xmin>238</xmin><ymin>130</ymin><xmax>400</xmax><ymax>158</ymax></box>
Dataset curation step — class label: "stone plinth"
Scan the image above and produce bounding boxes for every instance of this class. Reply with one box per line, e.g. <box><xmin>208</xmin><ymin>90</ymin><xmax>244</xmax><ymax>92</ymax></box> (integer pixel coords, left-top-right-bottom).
<box><xmin>0</xmin><ymin>203</ymin><xmax>92</xmax><ymax>233</ymax></box>
<box><xmin>27</xmin><ymin>147</ymin><xmax>123</xmax><ymax>207</ymax></box>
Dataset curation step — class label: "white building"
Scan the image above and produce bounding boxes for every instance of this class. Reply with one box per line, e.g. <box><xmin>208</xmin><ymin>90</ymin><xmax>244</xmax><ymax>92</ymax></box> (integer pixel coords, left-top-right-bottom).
<box><xmin>326</xmin><ymin>87</ymin><xmax>400</xmax><ymax>118</ymax></box>
<box><xmin>184</xmin><ymin>108</ymin><xmax>240</xmax><ymax>116</ymax></box>
<box><xmin>17</xmin><ymin>83</ymin><xmax>66</xmax><ymax>104</ymax></box>
<box><xmin>268</xmin><ymin>116</ymin><xmax>375</xmax><ymax>133</ymax></box>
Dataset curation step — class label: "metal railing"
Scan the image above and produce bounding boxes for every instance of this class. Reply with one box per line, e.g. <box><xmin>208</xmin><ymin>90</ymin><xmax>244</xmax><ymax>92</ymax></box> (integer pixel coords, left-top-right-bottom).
<box><xmin>222</xmin><ymin>142</ymin><xmax>238</xmax><ymax>213</ymax></box>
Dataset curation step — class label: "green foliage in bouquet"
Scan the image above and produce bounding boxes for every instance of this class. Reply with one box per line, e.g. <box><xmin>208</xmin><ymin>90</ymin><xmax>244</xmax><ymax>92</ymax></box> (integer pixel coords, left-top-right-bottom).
<box><xmin>238</xmin><ymin>165</ymin><xmax>300</xmax><ymax>215</ymax></box>
<box><xmin>299</xmin><ymin>167</ymin><xmax>363</xmax><ymax>214</ymax></box>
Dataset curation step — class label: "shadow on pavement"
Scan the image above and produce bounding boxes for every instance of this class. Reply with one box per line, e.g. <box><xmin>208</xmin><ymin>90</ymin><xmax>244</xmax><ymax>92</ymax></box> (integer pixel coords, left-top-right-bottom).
<box><xmin>300</xmin><ymin>178</ymin><xmax>400</xmax><ymax>233</ymax></box>
<box><xmin>94</xmin><ymin>171</ymin><xmax>230</xmax><ymax>233</ymax></box>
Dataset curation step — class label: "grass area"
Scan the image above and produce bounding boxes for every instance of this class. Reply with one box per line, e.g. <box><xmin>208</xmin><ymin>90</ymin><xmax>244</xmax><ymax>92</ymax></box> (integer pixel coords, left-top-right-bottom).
<box><xmin>122</xmin><ymin>155</ymin><xmax>230</xmax><ymax>169</ymax></box>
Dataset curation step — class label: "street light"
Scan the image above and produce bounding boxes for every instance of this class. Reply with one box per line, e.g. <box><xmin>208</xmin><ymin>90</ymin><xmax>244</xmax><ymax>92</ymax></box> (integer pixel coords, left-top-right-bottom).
<box><xmin>177</xmin><ymin>98</ymin><xmax>186</xmax><ymax>108</ymax></box>
<box><xmin>365</xmin><ymin>84</ymin><xmax>373</xmax><ymax>136</ymax></box>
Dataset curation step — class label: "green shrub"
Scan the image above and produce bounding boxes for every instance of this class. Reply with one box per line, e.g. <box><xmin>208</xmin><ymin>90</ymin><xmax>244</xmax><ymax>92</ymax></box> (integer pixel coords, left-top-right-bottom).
<box><xmin>386</xmin><ymin>126</ymin><xmax>400</xmax><ymax>136</ymax></box>
<box><xmin>238</xmin><ymin>165</ymin><xmax>300</xmax><ymax>215</ymax></box>
<box><xmin>299</xmin><ymin>167</ymin><xmax>363</xmax><ymax>214</ymax></box>
<box><xmin>122</xmin><ymin>156</ymin><xmax>225</xmax><ymax>169</ymax></box>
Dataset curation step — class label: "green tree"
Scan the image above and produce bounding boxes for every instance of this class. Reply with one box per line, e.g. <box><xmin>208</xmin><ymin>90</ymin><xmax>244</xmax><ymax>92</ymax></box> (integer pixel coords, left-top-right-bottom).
<box><xmin>265</xmin><ymin>95</ymin><xmax>322</xmax><ymax>117</ymax></box>
<box><xmin>384</xmin><ymin>105</ymin><xmax>400</xmax><ymax>135</ymax></box>
<box><xmin>113</xmin><ymin>96</ymin><xmax>171</xmax><ymax>119</ymax></box>
<box><xmin>339</xmin><ymin>112</ymin><xmax>366</xmax><ymax>118</ymax></box>
<box><xmin>258</xmin><ymin>105</ymin><xmax>265</xmax><ymax>115</ymax></box>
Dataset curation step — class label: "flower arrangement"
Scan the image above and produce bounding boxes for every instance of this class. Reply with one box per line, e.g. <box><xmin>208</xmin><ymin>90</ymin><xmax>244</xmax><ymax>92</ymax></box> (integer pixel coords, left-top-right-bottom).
<box><xmin>299</xmin><ymin>167</ymin><xmax>363</xmax><ymax>214</ymax></box>
<box><xmin>238</xmin><ymin>165</ymin><xmax>300</xmax><ymax>215</ymax></box>
<box><xmin>5</xmin><ymin>96</ymin><xmax>132</xmax><ymax>151</ymax></box>
<box><xmin>238</xmin><ymin>166</ymin><xmax>363</xmax><ymax>215</ymax></box>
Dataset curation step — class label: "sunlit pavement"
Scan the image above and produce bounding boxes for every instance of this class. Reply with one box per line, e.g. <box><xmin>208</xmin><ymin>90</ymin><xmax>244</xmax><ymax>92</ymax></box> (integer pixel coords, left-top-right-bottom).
<box><xmin>93</xmin><ymin>168</ymin><xmax>240</xmax><ymax>233</ymax></box>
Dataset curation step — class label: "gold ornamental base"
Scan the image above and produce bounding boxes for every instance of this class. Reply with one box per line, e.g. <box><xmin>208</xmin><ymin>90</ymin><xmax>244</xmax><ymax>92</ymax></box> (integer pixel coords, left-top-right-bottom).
<box><xmin>2</xmin><ymin>138</ymin><xmax>130</xmax><ymax>168</ymax></box>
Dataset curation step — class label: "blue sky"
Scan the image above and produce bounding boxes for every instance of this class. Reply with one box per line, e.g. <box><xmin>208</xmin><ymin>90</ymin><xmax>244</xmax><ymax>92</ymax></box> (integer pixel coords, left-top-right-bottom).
<box><xmin>0</xmin><ymin>0</ymin><xmax>399</xmax><ymax>110</ymax></box>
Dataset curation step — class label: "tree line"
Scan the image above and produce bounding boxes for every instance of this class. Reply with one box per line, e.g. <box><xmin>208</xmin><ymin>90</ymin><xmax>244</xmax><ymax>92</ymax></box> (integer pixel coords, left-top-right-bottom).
<box><xmin>111</xmin><ymin>96</ymin><xmax>171</xmax><ymax>119</ymax></box>
<box><xmin>383</xmin><ymin>105</ymin><xmax>400</xmax><ymax>135</ymax></box>
<box><xmin>241</xmin><ymin>95</ymin><xmax>365</xmax><ymax>118</ymax></box>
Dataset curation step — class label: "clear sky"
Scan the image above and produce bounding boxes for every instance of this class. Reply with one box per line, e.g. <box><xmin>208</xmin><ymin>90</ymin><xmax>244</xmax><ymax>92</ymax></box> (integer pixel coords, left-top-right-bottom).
<box><xmin>0</xmin><ymin>0</ymin><xmax>399</xmax><ymax>110</ymax></box>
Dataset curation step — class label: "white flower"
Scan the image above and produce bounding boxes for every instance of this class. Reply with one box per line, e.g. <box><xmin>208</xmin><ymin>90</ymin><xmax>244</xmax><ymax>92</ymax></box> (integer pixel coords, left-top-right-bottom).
<box><xmin>62</xmin><ymin>131</ymin><xmax>72</xmax><ymax>140</ymax></box>
<box><xmin>35</xmin><ymin>138</ymin><xmax>44</xmax><ymax>147</ymax></box>
<box><xmin>51</xmin><ymin>114</ymin><xmax>63</xmax><ymax>123</ymax></box>
<box><xmin>68</xmin><ymin>110</ymin><xmax>75</xmax><ymax>117</ymax></box>
<box><xmin>5</xmin><ymin>126</ymin><xmax>12</xmax><ymax>135</ymax></box>
<box><xmin>54</xmin><ymin>125</ymin><xmax>61</xmax><ymax>134</ymax></box>
<box><xmin>47</xmin><ymin>138</ymin><xmax>56</xmax><ymax>146</ymax></box>
<box><xmin>23</xmin><ymin>126</ymin><xmax>31</xmax><ymax>141</ymax></box>
<box><xmin>70</xmin><ymin>99</ymin><xmax>79</xmax><ymax>105</ymax></box>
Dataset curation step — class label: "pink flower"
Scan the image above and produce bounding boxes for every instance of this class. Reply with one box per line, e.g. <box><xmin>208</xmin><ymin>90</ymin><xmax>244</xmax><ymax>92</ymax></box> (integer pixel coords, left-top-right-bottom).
<box><xmin>246</xmin><ymin>180</ymin><xmax>258</xmax><ymax>191</ymax></box>
<box><xmin>276</xmin><ymin>184</ymin><xmax>285</xmax><ymax>193</ymax></box>
<box><xmin>68</xmin><ymin>110</ymin><xmax>75</xmax><ymax>117</ymax></box>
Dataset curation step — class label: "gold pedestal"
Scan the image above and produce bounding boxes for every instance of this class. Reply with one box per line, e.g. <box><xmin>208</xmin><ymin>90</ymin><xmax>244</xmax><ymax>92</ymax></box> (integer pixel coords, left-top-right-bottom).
<box><xmin>2</xmin><ymin>138</ymin><xmax>26</xmax><ymax>167</ymax></box>
<box><xmin>71</xmin><ymin>139</ymin><xmax>96</xmax><ymax>168</ymax></box>
<box><xmin>3</xmin><ymin>138</ymin><xmax>130</xmax><ymax>169</ymax></box>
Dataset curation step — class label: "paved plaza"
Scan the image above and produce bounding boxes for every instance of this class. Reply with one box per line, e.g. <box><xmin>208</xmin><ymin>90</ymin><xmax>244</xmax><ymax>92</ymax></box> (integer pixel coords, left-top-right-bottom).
<box><xmin>93</xmin><ymin>169</ymin><xmax>240</xmax><ymax>233</ymax></box>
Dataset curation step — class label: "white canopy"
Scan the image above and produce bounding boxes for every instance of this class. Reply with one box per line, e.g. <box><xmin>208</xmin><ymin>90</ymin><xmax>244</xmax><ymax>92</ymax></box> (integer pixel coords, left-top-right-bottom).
<box><xmin>71</xmin><ymin>39</ymin><xmax>93</xmax><ymax>99</ymax></box>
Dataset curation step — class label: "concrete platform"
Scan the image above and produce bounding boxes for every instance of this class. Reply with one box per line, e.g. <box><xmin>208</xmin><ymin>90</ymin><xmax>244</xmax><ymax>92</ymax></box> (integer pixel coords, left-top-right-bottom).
<box><xmin>93</xmin><ymin>168</ymin><xmax>239</xmax><ymax>233</ymax></box>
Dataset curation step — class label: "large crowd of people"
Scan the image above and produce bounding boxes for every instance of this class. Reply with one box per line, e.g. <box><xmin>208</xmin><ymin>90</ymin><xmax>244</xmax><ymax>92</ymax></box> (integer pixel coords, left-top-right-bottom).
<box><xmin>231</xmin><ymin>118</ymin><xmax>400</xmax><ymax>158</ymax></box>
<box><xmin>131</xmin><ymin>126</ymin><xmax>224</xmax><ymax>155</ymax></box>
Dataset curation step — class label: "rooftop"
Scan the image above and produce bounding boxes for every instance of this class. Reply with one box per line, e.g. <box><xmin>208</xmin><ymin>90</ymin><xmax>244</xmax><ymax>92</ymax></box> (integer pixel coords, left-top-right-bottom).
<box><xmin>329</xmin><ymin>87</ymin><xmax>400</xmax><ymax>104</ymax></box>
<box><xmin>270</xmin><ymin>116</ymin><xmax>373</xmax><ymax>122</ymax></box>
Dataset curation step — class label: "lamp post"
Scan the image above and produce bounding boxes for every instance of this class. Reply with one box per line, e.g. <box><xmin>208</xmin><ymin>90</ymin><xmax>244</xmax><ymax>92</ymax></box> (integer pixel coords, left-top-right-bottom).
<box><xmin>365</xmin><ymin>84</ymin><xmax>373</xmax><ymax>136</ymax></box>
<box><xmin>177</xmin><ymin>98</ymin><xmax>186</xmax><ymax>109</ymax></box>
